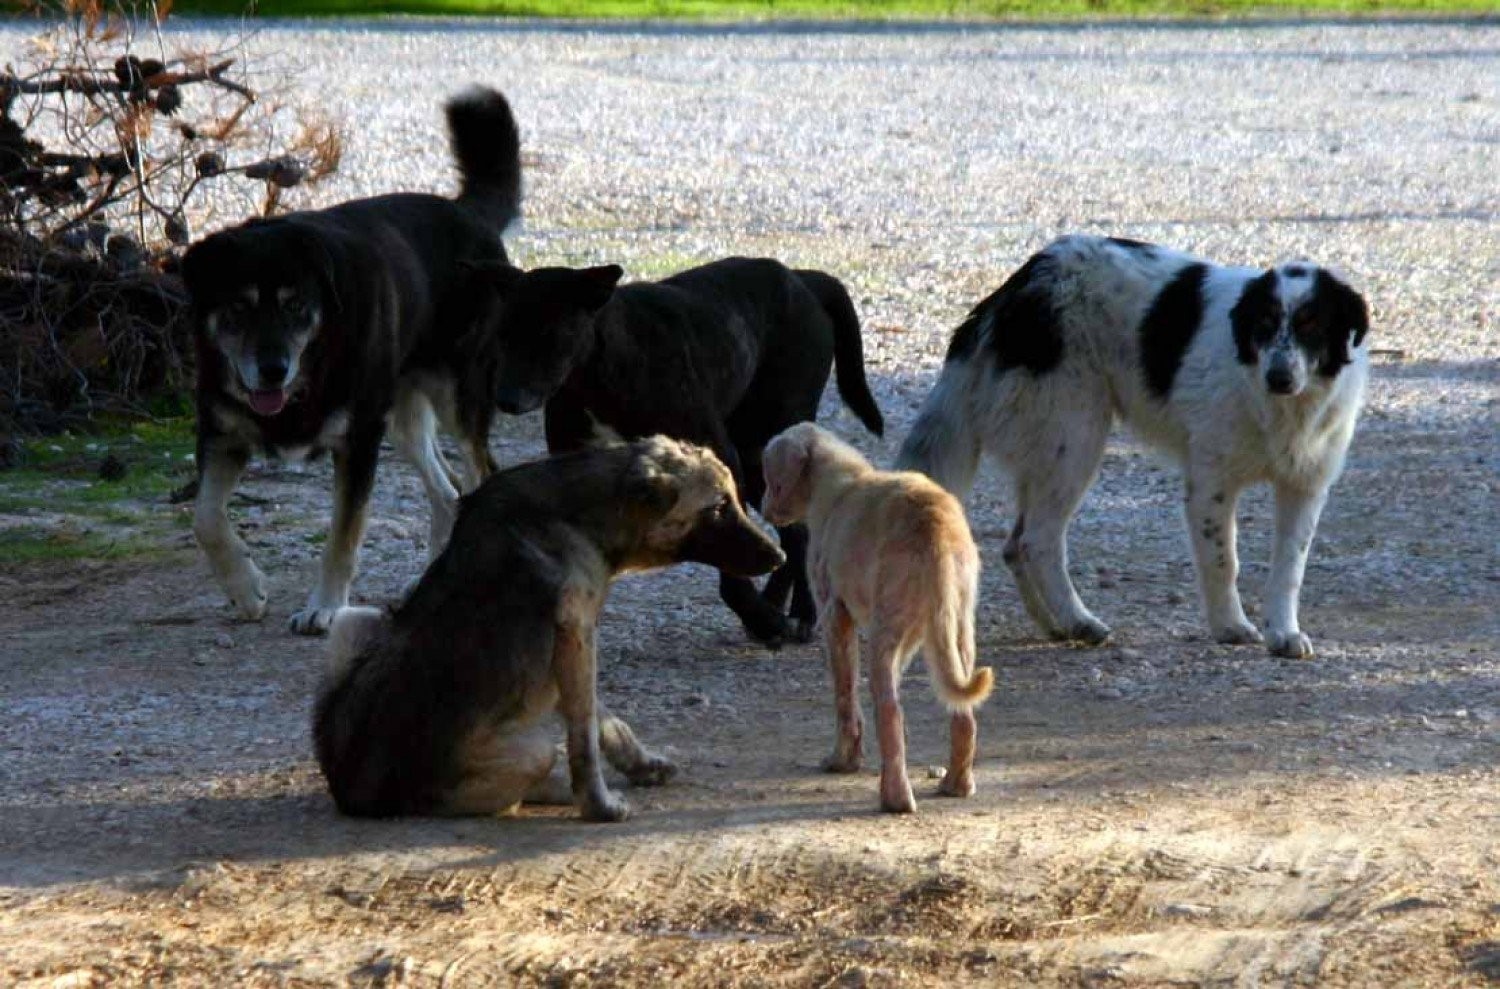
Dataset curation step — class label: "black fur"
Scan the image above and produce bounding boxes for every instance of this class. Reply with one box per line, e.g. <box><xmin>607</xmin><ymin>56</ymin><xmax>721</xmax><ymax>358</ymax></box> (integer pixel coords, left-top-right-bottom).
<box><xmin>465</xmin><ymin>256</ymin><xmax>885</xmax><ymax>648</ymax></box>
<box><xmin>1138</xmin><ymin>262</ymin><xmax>1209</xmax><ymax>398</ymax></box>
<box><xmin>1230</xmin><ymin>270</ymin><xmax>1282</xmax><ymax>366</ymax></box>
<box><xmin>1304</xmin><ymin>270</ymin><xmax>1371</xmax><ymax>377</ymax></box>
<box><xmin>183</xmin><ymin>87</ymin><xmax>523</xmax><ymax>630</ymax></box>
<box><xmin>964</xmin><ymin>253</ymin><xmax>1065</xmax><ymax>375</ymax></box>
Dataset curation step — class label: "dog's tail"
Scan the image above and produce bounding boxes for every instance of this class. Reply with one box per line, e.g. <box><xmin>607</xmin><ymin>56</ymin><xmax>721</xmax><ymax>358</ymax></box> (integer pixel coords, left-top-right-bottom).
<box><xmin>924</xmin><ymin>556</ymin><xmax>993</xmax><ymax>710</ymax></box>
<box><xmin>446</xmin><ymin>86</ymin><xmax>522</xmax><ymax>233</ymax></box>
<box><xmin>894</xmin><ymin>329</ymin><xmax>984</xmax><ymax>498</ymax></box>
<box><xmin>796</xmin><ymin>269</ymin><xmax>884</xmax><ymax>437</ymax></box>
<box><xmin>918</xmin><ymin>558</ymin><xmax>990</xmax><ymax>711</ymax></box>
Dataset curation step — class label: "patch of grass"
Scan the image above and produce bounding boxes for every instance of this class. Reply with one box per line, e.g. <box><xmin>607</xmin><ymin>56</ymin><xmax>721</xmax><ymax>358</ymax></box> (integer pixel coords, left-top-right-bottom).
<box><xmin>0</xmin><ymin>417</ymin><xmax>195</xmax><ymax>525</ymax></box>
<box><xmin>0</xmin><ymin>524</ymin><xmax>164</xmax><ymax>563</ymax></box>
<box><xmin>168</xmin><ymin>0</ymin><xmax>1500</xmax><ymax>17</ymax></box>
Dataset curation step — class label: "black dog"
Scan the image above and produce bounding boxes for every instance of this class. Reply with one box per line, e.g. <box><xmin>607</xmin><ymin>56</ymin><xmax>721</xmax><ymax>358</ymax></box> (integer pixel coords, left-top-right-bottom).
<box><xmin>458</xmin><ymin>257</ymin><xmax>885</xmax><ymax>646</ymax></box>
<box><xmin>183</xmin><ymin>86</ymin><xmax>521</xmax><ymax>635</ymax></box>
<box><xmin>314</xmin><ymin>437</ymin><xmax>785</xmax><ymax>821</ymax></box>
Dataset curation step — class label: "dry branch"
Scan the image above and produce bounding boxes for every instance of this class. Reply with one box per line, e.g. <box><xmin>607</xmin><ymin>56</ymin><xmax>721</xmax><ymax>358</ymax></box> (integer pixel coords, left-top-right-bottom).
<box><xmin>1</xmin><ymin>0</ymin><xmax>343</xmax><ymax>435</ymax></box>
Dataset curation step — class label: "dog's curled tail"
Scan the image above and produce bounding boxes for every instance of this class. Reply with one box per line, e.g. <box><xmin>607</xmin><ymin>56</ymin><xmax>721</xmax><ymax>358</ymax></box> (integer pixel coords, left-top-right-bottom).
<box><xmin>925</xmin><ymin>561</ymin><xmax>993</xmax><ymax>710</ymax></box>
<box><xmin>894</xmin><ymin>339</ymin><xmax>983</xmax><ymax>499</ymax></box>
<box><xmin>446</xmin><ymin>86</ymin><xmax>523</xmax><ymax>233</ymax></box>
<box><xmin>796</xmin><ymin>269</ymin><xmax>884</xmax><ymax>437</ymax></box>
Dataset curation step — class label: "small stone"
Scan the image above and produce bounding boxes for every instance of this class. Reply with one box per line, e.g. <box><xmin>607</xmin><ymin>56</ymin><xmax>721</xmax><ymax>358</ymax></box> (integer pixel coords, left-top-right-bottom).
<box><xmin>1095</xmin><ymin>687</ymin><xmax>1124</xmax><ymax>701</ymax></box>
<box><xmin>682</xmin><ymin>693</ymin><xmax>710</xmax><ymax>707</ymax></box>
<box><xmin>1114</xmin><ymin>648</ymin><xmax>1143</xmax><ymax>663</ymax></box>
<box><xmin>1165</xmin><ymin>590</ymin><xmax>1187</xmax><ymax>605</ymax></box>
<box><xmin>214</xmin><ymin>632</ymin><xmax>234</xmax><ymax>649</ymax></box>
<box><xmin>1162</xmin><ymin>902</ymin><xmax>1213</xmax><ymax>918</ymax></box>
<box><xmin>926</xmin><ymin>765</ymin><xmax>947</xmax><ymax>779</ymax></box>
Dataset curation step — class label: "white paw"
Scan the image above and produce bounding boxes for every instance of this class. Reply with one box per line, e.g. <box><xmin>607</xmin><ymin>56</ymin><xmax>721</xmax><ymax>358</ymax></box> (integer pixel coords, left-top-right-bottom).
<box><xmin>224</xmin><ymin>561</ymin><xmax>268</xmax><ymax>621</ymax></box>
<box><xmin>1267</xmin><ymin>629</ymin><xmax>1314</xmax><ymax>659</ymax></box>
<box><xmin>1065</xmin><ymin>616</ymin><xmax>1112</xmax><ymax>646</ymax></box>
<box><xmin>1214</xmin><ymin>619</ymin><xmax>1264</xmax><ymax>646</ymax></box>
<box><xmin>288</xmin><ymin>606</ymin><xmax>340</xmax><ymax>636</ymax></box>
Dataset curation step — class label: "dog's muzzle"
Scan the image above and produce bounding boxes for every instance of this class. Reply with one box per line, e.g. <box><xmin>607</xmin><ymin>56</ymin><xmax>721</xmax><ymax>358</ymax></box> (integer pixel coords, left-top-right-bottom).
<box><xmin>1264</xmin><ymin>365</ymin><xmax>1297</xmax><ymax>395</ymax></box>
<box><xmin>495</xmin><ymin>385</ymin><xmax>545</xmax><ymax>416</ymax></box>
<box><xmin>680</xmin><ymin>517</ymin><xmax>786</xmax><ymax>577</ymax></box>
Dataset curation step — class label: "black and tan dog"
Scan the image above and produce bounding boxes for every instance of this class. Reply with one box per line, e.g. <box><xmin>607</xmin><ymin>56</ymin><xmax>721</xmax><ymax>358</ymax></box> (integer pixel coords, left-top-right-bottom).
<box><xmin>456</xmin><ymin>257</ymin><xmax>885</xmax><ymax>647</ymax></box>
<box><xmin>313</xmin><ymin>437</ymin><xmax>784</xmax><ymax>821</ymax></box>
<box><xmin>183</xmin><ymin>86</ymin><xmax>521</xmax><ymax>634</ymax></box>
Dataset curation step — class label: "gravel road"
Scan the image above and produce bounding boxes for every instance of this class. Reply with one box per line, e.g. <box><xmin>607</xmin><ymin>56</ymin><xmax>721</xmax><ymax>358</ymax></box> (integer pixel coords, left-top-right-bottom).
<box><xmin>1</xmin><ymin>16</ymin><xmax>1497</xmax><ymax>987</ymax></box>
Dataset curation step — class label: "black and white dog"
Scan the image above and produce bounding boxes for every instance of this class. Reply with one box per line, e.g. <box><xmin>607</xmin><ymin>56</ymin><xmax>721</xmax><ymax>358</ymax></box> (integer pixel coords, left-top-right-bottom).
<box><xmin>183</xmin><ymin>87</ymin><xmax>521</xmax><ymax>634</ymax></box>
<box><xmin>898</xmin><ymin>235</ymin><xmax>1370</xmax><ymax>658</ymax></box>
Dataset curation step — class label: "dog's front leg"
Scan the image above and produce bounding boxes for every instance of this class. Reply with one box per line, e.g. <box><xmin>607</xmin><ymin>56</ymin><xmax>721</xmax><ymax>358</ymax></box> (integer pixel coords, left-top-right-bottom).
<box><xmin>291</xmin><ymin>428</ymin><xmax>381</xmax><ymax>635</ymax></box>
<box><xmin>821</xmin><ymin>597</ymin><xmax>864</xmax><ymax>773</ymax></box>
<box><xmin>1184</xmin><ymin>467</ymin><xmax>1261</xmax><ymax>645</ymax></box>
<box><xmin>555</xmin><ymin>593</ymin><xmax>630</xmax><ymax>822</ymax></box>
<box><xmin>1264</xmin><ymin>483</ymin><xmax>1327</xmax><ymax>659</ymax></box>
<box><xmin>193</xmin><ymin>440</ymin><xmax>267</xmax><ymax>620</ymax></box>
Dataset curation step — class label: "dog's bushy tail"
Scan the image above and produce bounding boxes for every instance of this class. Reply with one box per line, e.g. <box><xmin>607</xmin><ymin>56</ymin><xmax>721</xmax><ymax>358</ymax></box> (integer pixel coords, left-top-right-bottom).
<box><xmin>895</xmin><ymin>342</ymin><xmax>983</xmax><ymax>499</ymax></box>
<box><xmin>924</xmin><ymin>557</ymin><xmax>993</xmax><ymax>710</ymax></box>
<box><xmin>796</xmin><ymin>269</ymin><xmax>884</xmax><ymax>437</ymax></box>
<box><xmin>446</xmin><ymin>86</ymin><xmax>522</xmax><ymax>233</ymax></box>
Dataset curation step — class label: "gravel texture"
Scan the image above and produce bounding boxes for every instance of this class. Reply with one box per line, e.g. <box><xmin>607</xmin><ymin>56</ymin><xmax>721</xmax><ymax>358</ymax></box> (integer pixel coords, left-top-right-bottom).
<box><xmin>1</xmin><ymin>17</ymin><xmax>1497</xmax><ymax>987</ymax></box>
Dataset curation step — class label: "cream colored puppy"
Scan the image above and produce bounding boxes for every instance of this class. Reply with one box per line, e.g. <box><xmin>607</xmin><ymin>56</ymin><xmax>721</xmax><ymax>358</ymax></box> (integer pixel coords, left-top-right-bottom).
<box><xmin>763</xmin><ymin>422</ymin><xmax>994</xmax><ymax>813</ymax></box>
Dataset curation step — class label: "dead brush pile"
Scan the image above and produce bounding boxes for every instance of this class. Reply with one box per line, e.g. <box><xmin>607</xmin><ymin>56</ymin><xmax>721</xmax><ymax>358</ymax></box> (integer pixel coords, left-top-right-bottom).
<box><xmin>0</xmin><ymin>0</ymin><xmax>341</xmax><ymax>437</ymax></box>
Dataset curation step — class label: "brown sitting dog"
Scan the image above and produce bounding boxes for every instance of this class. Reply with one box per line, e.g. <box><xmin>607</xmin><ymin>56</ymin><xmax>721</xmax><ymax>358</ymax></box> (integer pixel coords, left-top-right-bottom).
<box><xmin>762</xmin><ymin>423</ymin><xmax>993</xmax><ymax>813</ymax></box>
<box><xmin>314</xmin><ymin>436</ymin><xmax>785</xmax><ymax>822</ymax></box>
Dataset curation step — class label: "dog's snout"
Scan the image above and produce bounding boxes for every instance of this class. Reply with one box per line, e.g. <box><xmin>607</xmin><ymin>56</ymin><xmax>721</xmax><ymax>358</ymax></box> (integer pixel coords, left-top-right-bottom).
<box><xmin>495</xmin><ymin>385</ymin><xmax>540</xmax><ymax>416</ymax></box>
<box><xmin>1265</xmin><ymin>366</ymin><xmax>1296</xmax><ymax>394</ymax></box>
<box><xmin>257</xmin><ymin>352</ymin><xmax>291</xmax><ymax>387</ymax></box>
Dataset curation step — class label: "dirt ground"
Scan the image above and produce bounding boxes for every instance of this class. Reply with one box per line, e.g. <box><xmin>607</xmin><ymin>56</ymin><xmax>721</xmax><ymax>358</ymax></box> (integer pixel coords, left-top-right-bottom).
<box><xmin>3</xmin><ymin>17</ymin><xmax>1500</xmax><ymax>989</ymax></box>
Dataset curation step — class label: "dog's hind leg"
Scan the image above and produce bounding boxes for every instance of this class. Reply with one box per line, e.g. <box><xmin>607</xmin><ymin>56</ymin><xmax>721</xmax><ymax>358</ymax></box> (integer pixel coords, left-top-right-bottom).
<box><xmin>1003</xmin><ymin>412</ymin><xmax>1112</xmax><ymax>645</ymax></box>
<box><xmin>193</xmin><ymin>440</ymin><xmax>267</xmax><ymax>621</ymax></box>
<box><xmin>291</xmin><ymin>427</ymin><xmax>381</xmax><ymax>635</ymax></box>
<box><xmin>599</xmin><ymin>705</ymin><xmax>677</xmax><ymax>787</ymax></box>
<box><xmin>390</xmin><ymin>386</ymin><xmax>462</xmax><ymax>559</ymax></box>
<box><xmin>441</xmin><ymin>719</ymin><xmax>559</xmax><ymax>816</ymax></box>
<box><xmin>869</xmin><ymin>627</ymin><xmax>919</xmax><ymax>814</ymax></box>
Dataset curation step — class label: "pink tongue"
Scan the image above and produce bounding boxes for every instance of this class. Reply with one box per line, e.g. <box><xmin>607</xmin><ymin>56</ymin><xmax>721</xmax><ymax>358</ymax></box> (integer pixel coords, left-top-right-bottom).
<box><xmin>249</xmin><ymin>389</ymin><xmax>288</xmax><ymax>416</ymax></box>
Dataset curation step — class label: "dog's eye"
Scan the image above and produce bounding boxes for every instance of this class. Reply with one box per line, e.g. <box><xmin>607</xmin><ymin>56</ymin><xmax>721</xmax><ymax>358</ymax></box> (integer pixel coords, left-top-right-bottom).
<box><xmin>715</xmin><ymin>495</ymin><xmax>732</xmax><ymax>516</ymax></box>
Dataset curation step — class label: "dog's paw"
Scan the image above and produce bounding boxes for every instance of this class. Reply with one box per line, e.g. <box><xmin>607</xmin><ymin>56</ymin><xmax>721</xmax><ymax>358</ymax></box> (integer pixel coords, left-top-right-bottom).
<box><xmin>787</xmin><ymin>617</ymin><xmax>817</xmax><ymax>644</ymax></box>
<box><xmin>625</xmin><ymin>753</ymin><xmax>678</xmax><ymax>788</ymax></box>
<box><xmin>1051</xmin><ymin>616</ymin><xmax>1112</xmax><ymax>646</ymax></box>
<box><xmin>288</xmin><ymin>607</ymin><xmax>339</xmax><ymax>636</ymax></box>
<box><xmin>880</xmin><ymin>786</ymin><xmax>918</xmax><ymax>815</ymax></box>
<box><xmin>936</xmin><ymin>770</ymin><xmax>976</xmax><ymax>799</ymax></box>
<box><xmin>225</xmin><ymin>563</ymin><xmax>268</xmax><ymax>621</ymax></box>
<box><xmin>821</xmin><ymin>750</ymin><xmax>862</xmax><ymax>774</ymax></box>
<box><xmin>1213</xmin><ymin>620</ymin><xmax>1265</xmax><ymax>646</ymax></box>
<box><xmin>743</xmin><ymin>617</ymin><xmax>787</xmax><ymax>651</ymax></box>
<box><xmin>581</xmin><ymin>789</ymin><xmax>632</xmax><ymax>823</ymax></box>
<box><xmin>1267</xmin><ymin>629</ymin><xmax>1314</xmax><ymax>659</ymax></box>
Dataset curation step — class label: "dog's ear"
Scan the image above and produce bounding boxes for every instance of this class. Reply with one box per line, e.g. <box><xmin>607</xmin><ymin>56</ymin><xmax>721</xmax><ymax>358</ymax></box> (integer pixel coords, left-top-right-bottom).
<box><xmin>463</xmin><ymin>259</ymin><xmax>525</xmax><ymax>297</ymax></box>
<box><xmin>575</xmin><ymin>264</ymin><xmax>623</xmax><ymax>311</ymax></box>
<box><xmin>1317</xmin><ymin>270</ymin><xmax>1369</xmax><ymax>350</ymax></box>
<box><xmin>624</xmin><ymin>461</ymin><xmax>680</xmax><ymax>514</ymax></box>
